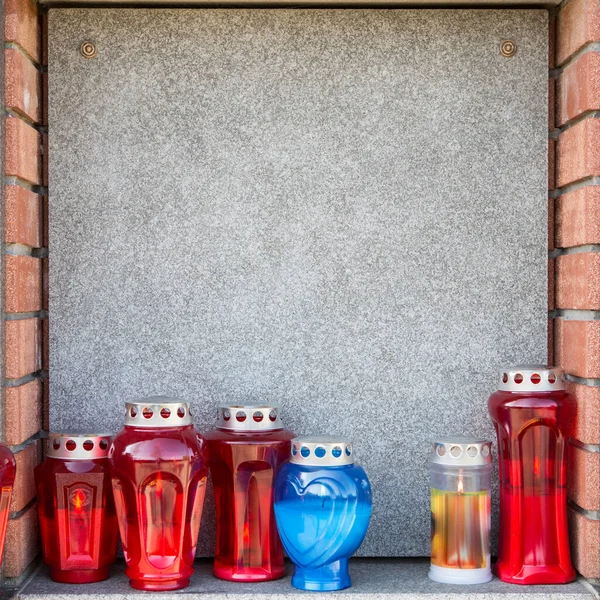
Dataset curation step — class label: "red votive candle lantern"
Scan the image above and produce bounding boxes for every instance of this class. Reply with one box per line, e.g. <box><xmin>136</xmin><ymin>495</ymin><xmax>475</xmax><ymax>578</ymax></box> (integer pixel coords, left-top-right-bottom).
<box><xmin>35</xmin><ymin>433</ymin><xmax>117</xmax><ymax>583</ymax></box>
<box><xmin>0</xmin><ymin>444</ymin><xmax>15</xmax><ymax>572</ymax></box>
<box><xmin>488</xmin><ymin>365</ymin><xmax>576</xmax><ymax>584</ymax></box>
<box><xmin>204</xmin><ymin>404</ymin><xmax>295</xmax><ymax>582</ymax></box>
<box><xmin>109</xmin><ymin>397</ymin><xmax>208</xmax><ymax>591</ymax></box>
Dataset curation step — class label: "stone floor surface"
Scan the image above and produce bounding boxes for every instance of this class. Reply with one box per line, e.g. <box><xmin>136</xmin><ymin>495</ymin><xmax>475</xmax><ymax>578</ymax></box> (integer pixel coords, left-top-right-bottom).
<box><xmin>17</xmin><ymin>559</ymin><xmax>598</xmax><ymax>600</ymax></box>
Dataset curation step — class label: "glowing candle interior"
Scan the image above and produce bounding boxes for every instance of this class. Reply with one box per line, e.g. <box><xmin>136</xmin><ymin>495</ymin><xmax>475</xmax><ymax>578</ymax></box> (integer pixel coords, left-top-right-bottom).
<box><xmin>429</xmin><ymin>438</ymin><xmax>492</xmax><ymax>585</ymax></box>
<box><xmin>430</xmin><ymin>479</ymin><xmax>490</xmax><ymax>570</ymax></box>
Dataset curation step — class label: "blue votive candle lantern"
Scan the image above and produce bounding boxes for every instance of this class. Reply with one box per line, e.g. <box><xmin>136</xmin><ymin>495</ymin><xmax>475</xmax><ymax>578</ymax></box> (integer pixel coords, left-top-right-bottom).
<box><xmin>273</xmin><ymin>436</ymin><xmax>372</xmax><ymax>591</ymax></box>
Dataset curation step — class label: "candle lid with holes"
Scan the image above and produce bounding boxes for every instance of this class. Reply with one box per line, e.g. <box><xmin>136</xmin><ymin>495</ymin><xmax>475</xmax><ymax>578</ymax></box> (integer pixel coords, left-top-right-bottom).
<box><xmin>430</xmin><ymin>437</ymin><xmax>492</xmax><ymax>467</ymax></box>
<box><xmin>46</xmin><ymin>433</ymin><xmax>113</xmax><ymax>460</ymax></box>
<box><xmin>125</xmin><ymin>396</ymin><xmax>193</xmax><ymax>428</ymax></box>
<box><xmin>290</xmin><ymin>436</ymin><xmax>354</xmax><ymax>467</ymax></box>
<box><xmin>217</xmin><ymin>404</ymin><xmax>282</xmax><ymax>431</ymax></box>
<box><xmin>498</xmin><ymin>365</ymin><xmax>565</xmax><ymax>392</ymax></box>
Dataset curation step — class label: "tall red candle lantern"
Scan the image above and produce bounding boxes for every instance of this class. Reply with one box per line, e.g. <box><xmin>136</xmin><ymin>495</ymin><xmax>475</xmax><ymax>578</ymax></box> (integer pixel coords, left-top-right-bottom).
<box><xmin>109</xmin><ymin>397</ymin><xmax>207</xmax><ymax>591</ymax></box>
<box><xmin>0</xmin><ymin>444</ymin><xmax>15</xmax><ymax>572</ymax></box>
<box><xmin>488</xmin><ymin>365</ymin><xmax>576</xmax><ymax>584</ymax></box>
<box><xmin>35</xmin><ymin>433</ymin><xmax>117</xmax><ymax>583</ymax></box>
<box><xmin>204</xmin><ymin>405</ymin><xmax>294</xmax><ymax>582</ymax></box>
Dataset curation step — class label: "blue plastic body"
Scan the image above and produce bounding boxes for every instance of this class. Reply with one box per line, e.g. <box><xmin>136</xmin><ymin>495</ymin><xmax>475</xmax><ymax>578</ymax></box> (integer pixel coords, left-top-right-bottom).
<box><xmin>273</xmin><ymin>462</ymin><xmax>372</xmax><ymax>591</ymax></box>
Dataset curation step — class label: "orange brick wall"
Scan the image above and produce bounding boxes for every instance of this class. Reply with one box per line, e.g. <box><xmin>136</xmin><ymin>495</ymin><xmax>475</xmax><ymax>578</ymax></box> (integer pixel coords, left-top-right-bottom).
<box><xmin>552</xmin><ymin>0</ymin><xmax>600</xmax><ymax>580</ymax></box>
<box><xmin>2</xmin><ymin>0</ymin><xmax>46</xmax><ymax>586</ymax></box>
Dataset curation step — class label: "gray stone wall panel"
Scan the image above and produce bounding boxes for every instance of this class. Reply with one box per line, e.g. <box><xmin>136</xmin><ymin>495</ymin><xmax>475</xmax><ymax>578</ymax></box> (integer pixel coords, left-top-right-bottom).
<box><xmin>48</xmin><ymin>8</ymin><xmax>548</xmax><ymax>556</ymax></box>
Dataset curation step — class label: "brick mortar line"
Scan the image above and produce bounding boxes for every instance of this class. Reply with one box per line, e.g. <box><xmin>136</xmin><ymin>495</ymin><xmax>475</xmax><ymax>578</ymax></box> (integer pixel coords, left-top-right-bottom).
<box><xmin>3</xmin><ymin>42</ymin><xmax>42</xmax><ymax>72</ymax></box>
<box><xmin>549</xmin><ymin>112</ymin><xmax>600</xmax><ymax>138</ymax></box>
<box><xmin>4</xmin><ymin>178</ymin><xmax>48</xmax><ymax>197</ymax></box>
<box><xmin>565</xmin><ymin>373</ymin><xmax>600</xmax><ymax>387</ymax></box>
<box><xmin>4</xmin><ymin>311</ymin><xmax>48</xmax><ymax>321</ymax></box>
<box><xmin>550</xmin><ymin>176</ymin><xmax>600</xmax><ymax>198</ymax></box>
<box><xmin>569</xmin><ymin>499</ymin><xmax>600</xmax><ymax>521</ymax></box>
<box><xmin>5</xmin><ymin>243</ymin><xmax>33</xmax><ymax>257</ymax></box>
<box><xmin>5</xmin><ymin>371</ymin><xmax>48</xmax><ymax>389</ymax></box>
<box><xmin>549</xmin><ymin>245</ymin><xmax>600</xmax><ymax>257</ymax></box>
<box><xmin>549</xmin><ymin>309</ymin><xmax>600</xmax><ymax>320</ymax></box>
<box><xmin>4</xmin><ymin>108</ymin><xmax>38</xmax><ymax>130</ymax></box>
<box><xmin>553</xmin><ymin>41</ymin><xmax>600</xmax><ymax>74</ymax></box>
<box><xmin>8</xmin><ymin>498</ymin><xmax>36</xmax><ymax>521</ymax></box>
<box><xmin>5</xmin><ymin>243</ymin><xmax>47</xmax><ymax>257</ymax></box>
<box><xmin>8</xmin><ymin>432</ymin><xmax>42</xmax><ymax>455</ymax></box>
<box><xmin>5</xmin><ymin>108</ymin><xmax>44</xmax><ymax>133</ymax></box>
<box><xmin>555</xmin><ymin>111</ymin><xmax>600</xmax><ymax>135</ymax></box>
<box><xmin>569</xmin><ymin>438</ymin><xmax>600</xmax><ymax>453</ymax></box>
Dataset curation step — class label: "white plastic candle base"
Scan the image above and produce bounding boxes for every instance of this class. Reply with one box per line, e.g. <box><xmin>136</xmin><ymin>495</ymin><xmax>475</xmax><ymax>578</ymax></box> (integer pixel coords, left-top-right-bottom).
<box><xmin>428</xmin><ymin>564</ymin><xmax>492</xmax><ymax>585</ymax></box>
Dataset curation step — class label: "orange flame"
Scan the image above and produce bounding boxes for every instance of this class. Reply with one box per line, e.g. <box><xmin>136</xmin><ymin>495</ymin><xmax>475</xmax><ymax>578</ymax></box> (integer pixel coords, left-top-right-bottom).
<box><xmin>457</xmin><ymin>479</ymin><xmax>464</xmax><ymax>494</ymax></box>
<box><xmin>72</xmin><ymin>489</ymin><xmax>86</xmax><ymax>511</ymax></box>
<box><xmin>155</xmin><ymin>472</ymin><xmax>163</xmax><ymax>500</ymax></box>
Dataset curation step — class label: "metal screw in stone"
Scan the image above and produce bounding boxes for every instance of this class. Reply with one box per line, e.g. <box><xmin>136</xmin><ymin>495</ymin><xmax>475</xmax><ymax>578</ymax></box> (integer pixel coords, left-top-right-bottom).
<box><xmin>500</xmin><ymin>40</ymin><xmax>517</xmax><ymax>58</ymax></box>
<box><xmin>80</xmin><ymin>41</ymin><xmax>97</xmax><ymax>59</ymax></box>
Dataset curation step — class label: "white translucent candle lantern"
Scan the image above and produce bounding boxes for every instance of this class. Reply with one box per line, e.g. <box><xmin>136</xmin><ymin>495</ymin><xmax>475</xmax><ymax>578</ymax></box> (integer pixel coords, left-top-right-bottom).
<box><xmin>429</xmin><ymin>437</ymin><xmax>492</xmax><ymax>585</ymax></box>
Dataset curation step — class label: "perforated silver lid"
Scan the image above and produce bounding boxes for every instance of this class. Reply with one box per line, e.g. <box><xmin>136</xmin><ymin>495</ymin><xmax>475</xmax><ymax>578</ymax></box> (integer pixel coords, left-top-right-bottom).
<box><xmin>430</xmin><ymin>437</ymin><xmax>492</xmax><ymax>467</ymax></box>
<box><xmin>125</xmin><ymin>396</ymin><xmax>193</xmax><ymax>428</ymax></box>
<box><xmin>46</xmin><ymin>433</ymin><xmax>112</xmax><ymax>460</ymax></box>
<box><xmin>290</xmin><ymin>436</ymin><xmax>354</xmax><ymax>467</ymax></box>
<box><xmin>498</xmin><ymin>365</ymin><xmax>565</xmax><ymax>392</ymax></box>
<box><xmin>217</xmin><ymin>404</ymin><xmax>282</xmax><ymax>431</ymax></box>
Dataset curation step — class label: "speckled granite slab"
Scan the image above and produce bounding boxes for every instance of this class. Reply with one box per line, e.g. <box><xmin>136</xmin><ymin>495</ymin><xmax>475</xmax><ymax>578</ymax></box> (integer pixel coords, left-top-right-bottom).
<box><xmin>18</xmin><ymin>560</ymin><xmax>596</xmax><ymax>599</ymax></box>
<box><xmin>48</xmin><ymin>8</ymin><xmax>548</xmax><ymax>556</ymax></box>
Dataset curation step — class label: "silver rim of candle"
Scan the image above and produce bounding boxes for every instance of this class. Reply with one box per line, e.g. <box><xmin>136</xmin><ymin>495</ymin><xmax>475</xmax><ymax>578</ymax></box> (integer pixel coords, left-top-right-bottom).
<box><xmin>290</xmin><ymin>436</ymin><xmax>354</xmax><ymax>467</ymax></box>
<box><xmin>124</xmin><ymin>397</ymin><xmax>193</xmax><ymax>428</ymax></box>
<box><xmin>216</xmin><ymin>404</ymin><xmax>283</xmax><ymax>431</ymax></box>
<box><xmin>497</xmin><ymin>365</ymin><xmax>565</xmax><ymax>392</ymax></box>
<box><xmin>430</xmin><ymin>437</ymin><xmax>492</xmax><ymax>467</ymax></box>
<box><xmin>46</xmin><ymin>432</ymin><xmax>113</xmax><ymax>460</ymax></box>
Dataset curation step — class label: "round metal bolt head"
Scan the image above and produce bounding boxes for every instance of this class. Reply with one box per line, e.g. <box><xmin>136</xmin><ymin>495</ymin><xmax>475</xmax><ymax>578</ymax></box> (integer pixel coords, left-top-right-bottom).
<box><xmin>500</xmin><ymin>40</ymin><xmax>517</xmax><ymax>58</ymax></box>
<box><xmin>80</xmin><ymin>41</ymin><xmax>97</xmax><ymax>59</ymax></box>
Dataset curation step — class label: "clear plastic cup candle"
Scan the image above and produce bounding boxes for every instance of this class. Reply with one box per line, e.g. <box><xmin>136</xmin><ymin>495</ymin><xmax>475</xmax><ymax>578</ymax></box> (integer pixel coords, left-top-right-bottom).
<box><xmin>429</xmin><ymin>437</ymin><xmax>492</xmax><ymax>585</ymax></box>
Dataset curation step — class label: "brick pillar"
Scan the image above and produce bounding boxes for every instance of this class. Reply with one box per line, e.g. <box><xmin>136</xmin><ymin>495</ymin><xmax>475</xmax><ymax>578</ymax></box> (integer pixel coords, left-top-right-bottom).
<box><xmin>552</xmin><ymin>0</ymin><xmax>600</xmax><ymax>580</ymax></box>
<box><xmin>2</xmin><ymin>0</ymin><xmax>46</xmax><ymax>586</ymax></box>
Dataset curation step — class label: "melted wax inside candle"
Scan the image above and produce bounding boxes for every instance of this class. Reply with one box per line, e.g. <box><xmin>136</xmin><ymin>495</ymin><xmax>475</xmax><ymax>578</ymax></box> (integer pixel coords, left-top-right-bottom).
<box><xmin>431</xmin><ymin>488</ymin><xmax>490</xmax><ymax>569</ymax></box>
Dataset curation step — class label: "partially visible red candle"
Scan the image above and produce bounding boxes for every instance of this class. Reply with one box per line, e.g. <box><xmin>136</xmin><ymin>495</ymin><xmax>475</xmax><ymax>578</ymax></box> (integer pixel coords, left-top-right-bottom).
<box><xmin>0</xmin><ymin>444</ymin><xmax>15</xmax><ymax>571</ymax></box>
<box><xmin>35</xmin><ymin>433</ymin><xmax>117</xmax><ymax>583</ymax></box>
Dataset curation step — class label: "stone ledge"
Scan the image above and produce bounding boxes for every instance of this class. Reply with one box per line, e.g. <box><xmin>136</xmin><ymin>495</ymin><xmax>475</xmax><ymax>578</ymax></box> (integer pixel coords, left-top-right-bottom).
<box><xmin>17</xmin><ymin>559</ymin><xmax>597</xmax><ymax>599</ymax></box>
<box><xmin>40</xmin><ymin>1</ymin><xmax>560</xmax><ymax>5</ymax></box>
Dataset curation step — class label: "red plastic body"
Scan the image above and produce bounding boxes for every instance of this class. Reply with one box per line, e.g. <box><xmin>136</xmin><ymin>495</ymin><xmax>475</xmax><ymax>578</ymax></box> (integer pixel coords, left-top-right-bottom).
<box><xmin>34</xmin><ymin>456</ymin><xmax>118</xmax><ymax>583</ymax></box>
<box><xmin>109</xmin><ymin>425</ymin><xmax>207</xmax><ymax>591</ymax></box>
<box><xmin>204</xmin><ymin>426</ymin><xmax>295</xmax><ymax>581</ymax></box>
<box><xmin>488</xmin><ymin>389</ymin><xmax>576</xmax><ymax>584</ymax></box>
<box><xmin>0</xmin><ymin>445</ymin><xmax>15</xmax><ymax>572</ymax></box>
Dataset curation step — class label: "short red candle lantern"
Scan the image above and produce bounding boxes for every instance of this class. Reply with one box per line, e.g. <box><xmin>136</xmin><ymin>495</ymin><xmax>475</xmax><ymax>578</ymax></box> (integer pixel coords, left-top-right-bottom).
<box><xmin>489</xmin><ymin>366</ymin><xmax>576</xmax><ymax>584</ymax></box>
<box><xmin>0</xmin><ymin>444</ymin><xmax>15</xmax><ymax>571</ymax></box>
<box><xmin>35</xmin><ymin>433</ymin><xmax>117</xmax><ymax>583</ymax></box>
<box><xmin>204</xmin><ymin>405</ymin><xmax>295</xmax><ymax>582</ymax></box>
<box><xmin>109</xmin><ymin>397</ymin><xmax>208</xmax><ymax>591</ymax></box>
